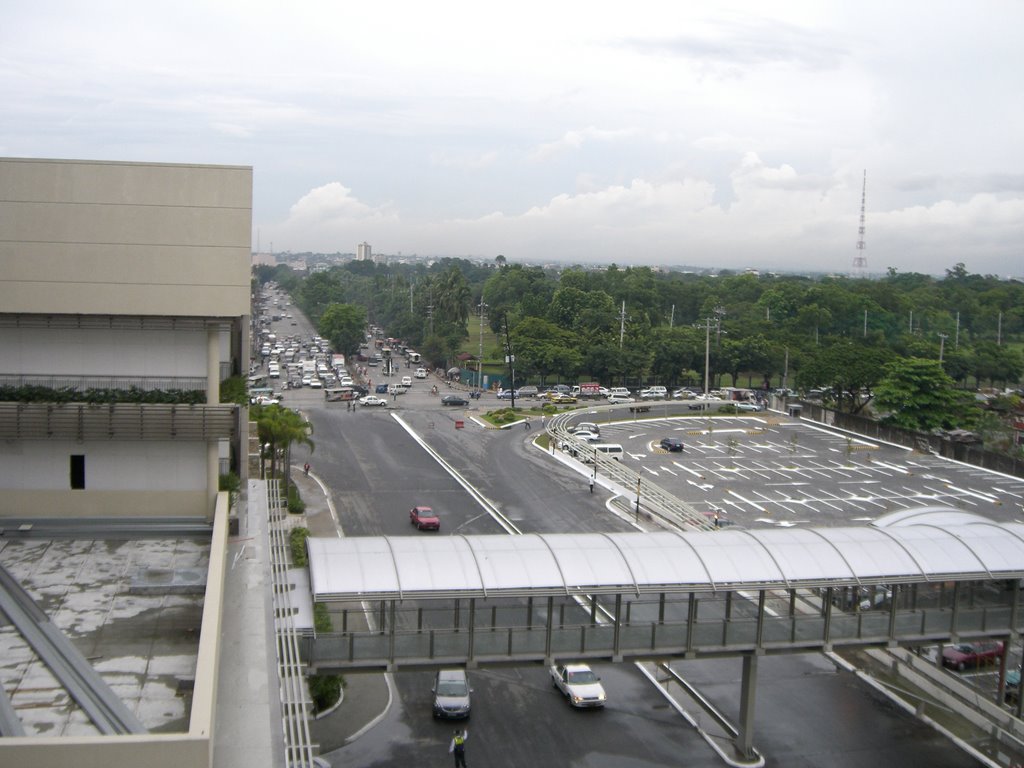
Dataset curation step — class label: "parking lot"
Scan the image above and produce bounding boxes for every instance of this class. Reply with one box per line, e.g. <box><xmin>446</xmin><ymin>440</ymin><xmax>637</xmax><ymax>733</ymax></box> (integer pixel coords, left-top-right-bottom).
<box><xmin>568</xmin><ymin>410</ymin><xmax>1024</xmax><ymax>530</ymax></box>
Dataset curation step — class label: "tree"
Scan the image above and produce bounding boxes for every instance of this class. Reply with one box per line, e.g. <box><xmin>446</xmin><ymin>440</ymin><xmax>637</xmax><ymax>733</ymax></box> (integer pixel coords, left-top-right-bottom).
<box><xmin>251</xmin><ymin>404</ymin><xmax>314</xmax><ymax>499</ymax></box>
<box><xmin>318</xmin><ymin>303</ymin><xmax>367</xmax><ymax>358</ymax></box>
<box><xmin>873</xmin><ymin>358</ymin><xmax>966</xmax><ymax>431</ymax></box>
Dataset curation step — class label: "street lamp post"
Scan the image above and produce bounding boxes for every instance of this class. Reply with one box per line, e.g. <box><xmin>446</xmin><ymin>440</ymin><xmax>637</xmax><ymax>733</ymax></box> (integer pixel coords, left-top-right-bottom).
<box><xmin>703</xmin><ymin>318</ymin><xmax>712</xmax><ymax>396</ymax></box>
<box><xmin>938</xmin><ymin>333</ymin><xmax>948</xmax><ymax>364</ymax></box>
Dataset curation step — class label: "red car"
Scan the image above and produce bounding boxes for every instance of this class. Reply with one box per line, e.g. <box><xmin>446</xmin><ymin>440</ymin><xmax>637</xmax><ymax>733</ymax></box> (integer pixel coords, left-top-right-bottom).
<box><xmin>941</xmin><ymin>640</ymin><xmax>1004</xmax><ymax>671</ymax></box>
<box><xmin>410</xmin><ymin>506</ymin><xmax>440</xmax><ymax>531</ymax></box>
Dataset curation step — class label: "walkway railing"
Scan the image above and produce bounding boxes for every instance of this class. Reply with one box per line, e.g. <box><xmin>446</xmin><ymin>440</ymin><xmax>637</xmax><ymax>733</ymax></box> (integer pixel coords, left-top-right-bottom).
<box><xmin>547</xmin><ymin>408</ymin><xmax>713</xmax><ymax>531</ymax></box>
<box><xmin>267</xmin><ymin>480</ymin><xmax>316</xmax><ymax>768</ymax></box>
<box><xmin>307</xmin><ymin>584</ymin><xmax>1022</xmax><ymax>671</ymax></box>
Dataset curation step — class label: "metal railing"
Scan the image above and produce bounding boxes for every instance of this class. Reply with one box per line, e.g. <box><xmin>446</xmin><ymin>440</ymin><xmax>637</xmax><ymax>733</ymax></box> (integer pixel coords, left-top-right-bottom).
<box><xmin>266</xmin><ymin>480</ymin><xmax>317</xmax><ymax>768</ymax></box>
<box><xmin>308</xmin><ymin>589</ymin><xmax>1020</xmax><ymax>671</ymax></box>
<box><xmin>0</xmin><ymin>402</ymin><xmax>237</xmax><ymax>441</ymax></box>
<box><xmin>547</xmin><ymin>407</ymin><xmax>713</xmax><ymax>531</ymax></box>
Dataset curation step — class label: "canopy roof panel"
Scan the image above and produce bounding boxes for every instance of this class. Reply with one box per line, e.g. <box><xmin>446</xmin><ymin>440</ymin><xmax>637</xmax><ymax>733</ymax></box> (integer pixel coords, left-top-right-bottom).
<box><xmin>308</xmin><ymin>510</ymin><xmax>1024</xmax><ymax>602</ymax></box>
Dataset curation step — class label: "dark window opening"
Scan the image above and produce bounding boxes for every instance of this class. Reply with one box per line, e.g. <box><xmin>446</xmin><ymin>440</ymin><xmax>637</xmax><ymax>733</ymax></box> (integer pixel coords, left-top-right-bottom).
<box><xmin>70</xmin><ymin>455</ymin><xmax>85</xmax><ymax>490</ymax></box>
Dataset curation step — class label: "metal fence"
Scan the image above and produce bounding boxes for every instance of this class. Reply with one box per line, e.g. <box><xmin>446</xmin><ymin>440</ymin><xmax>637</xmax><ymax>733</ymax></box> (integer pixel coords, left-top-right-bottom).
<box><xmin>793</xmin><ymin>403</ymin><xmax>1024</xmax><ymax>480</ymax></box>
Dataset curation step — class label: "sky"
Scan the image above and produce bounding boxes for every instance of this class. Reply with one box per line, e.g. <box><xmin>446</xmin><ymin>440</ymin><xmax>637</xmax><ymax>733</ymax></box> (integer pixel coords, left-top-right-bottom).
<box><xmin>2</xmin><ymin>1</ymin><xmax>1023</xmax><ymax>277</ymax></box>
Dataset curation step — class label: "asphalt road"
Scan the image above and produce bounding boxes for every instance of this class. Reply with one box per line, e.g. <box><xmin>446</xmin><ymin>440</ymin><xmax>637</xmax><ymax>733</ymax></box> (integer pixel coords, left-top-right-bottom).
<box><xmin>257</xmin><ymin>299</ymin><xmax>987</xmax><ymax>767</ymax></box>
<box><xmin>290</xmin><ymin>391</ymin><xmax>984</xmax><ymax>768</ymax></box>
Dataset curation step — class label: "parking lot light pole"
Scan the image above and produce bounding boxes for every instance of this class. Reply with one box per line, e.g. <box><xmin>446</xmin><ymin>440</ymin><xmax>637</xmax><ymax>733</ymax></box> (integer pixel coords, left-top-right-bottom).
<box><xmin>703</xmin><ymin>318</ymin><xmax>711</xmax><ymax>396</ymax></box>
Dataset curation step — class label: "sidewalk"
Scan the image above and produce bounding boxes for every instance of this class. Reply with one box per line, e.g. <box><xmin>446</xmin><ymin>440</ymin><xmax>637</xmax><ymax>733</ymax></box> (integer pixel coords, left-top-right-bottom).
<box><xmin>289</xmin><ymin>467</ymin><xmax>392</xmax><ymax>753</ymax></box>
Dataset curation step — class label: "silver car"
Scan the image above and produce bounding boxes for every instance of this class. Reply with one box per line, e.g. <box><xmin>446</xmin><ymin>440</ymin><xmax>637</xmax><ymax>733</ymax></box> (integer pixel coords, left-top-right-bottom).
<box><xmin>432</xmin><ymin>669</ymin><xmax>472</xmax><ymax>719</ymax></box>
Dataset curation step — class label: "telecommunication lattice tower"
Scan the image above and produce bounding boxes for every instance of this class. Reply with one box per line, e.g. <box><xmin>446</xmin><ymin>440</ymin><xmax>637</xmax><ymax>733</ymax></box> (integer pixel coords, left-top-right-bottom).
<box><xmin>852</xmin><ymin>169</ymin><xmax>867</xmax><ymax>273</ymax></box>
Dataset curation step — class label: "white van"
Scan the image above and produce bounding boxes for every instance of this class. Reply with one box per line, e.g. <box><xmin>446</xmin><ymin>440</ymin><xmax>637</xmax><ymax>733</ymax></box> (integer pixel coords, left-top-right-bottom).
<box><xmin>593</xmin><ymin>443</ymin><xmax>624</xmax><ymax>460</ymax></box>
<box><xmin>608</xmin><ymin>387</ymin><xmax>630</xmax><ymax>398</ymax></box>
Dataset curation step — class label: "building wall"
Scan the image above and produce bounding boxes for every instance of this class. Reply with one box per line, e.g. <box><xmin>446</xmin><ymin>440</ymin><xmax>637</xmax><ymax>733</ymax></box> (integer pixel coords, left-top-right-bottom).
<box><xmin>0</xmin><ymin>326</ymin><xmax>210</xmax><ymax>379</ymax></box>
<box><xmin>0</xmin><ymin>439</ymin><xmax>208</xmax><ymax>517</ymax></box>
<box><xmin>0</xmin><ymin>157</ymin><xmax>252</xmax><ymax>319</ymax></box>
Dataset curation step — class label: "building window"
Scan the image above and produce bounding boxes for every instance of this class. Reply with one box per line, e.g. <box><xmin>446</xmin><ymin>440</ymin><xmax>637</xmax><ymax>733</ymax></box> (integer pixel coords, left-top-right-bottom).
<box><xmin>70</xmin><ymin>455</ymin><xmax>85</xmax><ymax>490</ymax></box>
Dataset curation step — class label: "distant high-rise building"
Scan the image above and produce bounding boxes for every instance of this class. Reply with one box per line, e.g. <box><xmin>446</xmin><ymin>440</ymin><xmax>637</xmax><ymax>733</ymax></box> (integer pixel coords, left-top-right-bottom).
<box><xmin>357</xmin><ymin>241</ymin><xmax>372</xmax><ymax>261</ymax></box>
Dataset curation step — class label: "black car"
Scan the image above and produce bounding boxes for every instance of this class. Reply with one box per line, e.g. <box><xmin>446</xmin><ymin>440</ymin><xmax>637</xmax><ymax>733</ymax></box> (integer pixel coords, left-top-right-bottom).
<box><xmin>659</xmin><ymin>437</ymin><xmax>684</xmax><ymax>452</ymax></box>
<box><xmin>441</xmin><ymin>395</ymin><xmax>469</xmax><ymax>406</ymax></box>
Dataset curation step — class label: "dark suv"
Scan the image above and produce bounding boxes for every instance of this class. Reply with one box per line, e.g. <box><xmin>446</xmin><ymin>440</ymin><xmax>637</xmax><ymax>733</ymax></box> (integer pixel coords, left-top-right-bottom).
<box><xmin>659</xmin><ymin>437</ymin><xmax>684</xmax><ymax>452</ymax></box>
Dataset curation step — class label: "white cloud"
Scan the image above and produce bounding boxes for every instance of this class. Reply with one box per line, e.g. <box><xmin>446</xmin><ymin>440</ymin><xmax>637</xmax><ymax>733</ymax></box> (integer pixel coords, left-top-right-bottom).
<box><xmin>4</xmin><ymin>1</ymin><xmax>1023</xmax><ymax>276</ymax></box>
<box><xmin>530</xmin><ymin>127</ymin><xmax>636</xmax><ymax>162</ymax></box>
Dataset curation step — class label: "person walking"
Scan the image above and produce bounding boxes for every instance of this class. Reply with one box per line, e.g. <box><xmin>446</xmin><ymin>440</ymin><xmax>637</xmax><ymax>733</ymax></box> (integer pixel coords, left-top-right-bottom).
<box><xmin>589</xmin><ymin>476</ymin><xmax>594</xmax><ymax>494</ymax></box>
<box><xmin>524</xmin><ymin>417</ymin><xmax>531</xmax><ymax>431</ymax></box>
<box><xmin>449</xmin><ymin>728</ymin><xmax>468</xmax><ymax>767</ymax></box>
<box><xmin>303</xmin><ymin>462</ymin><xmax>310</xmax><ymax>476</ymax></box>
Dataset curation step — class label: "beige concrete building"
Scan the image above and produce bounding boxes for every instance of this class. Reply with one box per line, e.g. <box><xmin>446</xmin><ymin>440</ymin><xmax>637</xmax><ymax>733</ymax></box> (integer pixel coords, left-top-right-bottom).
<box><xmin>0</xmin><ymin>157</ymin><xmax>252</xmax><ymax>519</ymax></box>
<box><xmin>0</xmin><ymin>158</ymin><xmax>257</xmax><ymax>768</ymax></box>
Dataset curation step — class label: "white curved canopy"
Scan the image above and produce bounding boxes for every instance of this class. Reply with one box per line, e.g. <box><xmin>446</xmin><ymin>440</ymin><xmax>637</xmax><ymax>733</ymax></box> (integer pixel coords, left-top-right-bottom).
<box><xmin>307</xmin><ymin>510</ymin><xmax>1024</xmax><ymax>601</ymax></box>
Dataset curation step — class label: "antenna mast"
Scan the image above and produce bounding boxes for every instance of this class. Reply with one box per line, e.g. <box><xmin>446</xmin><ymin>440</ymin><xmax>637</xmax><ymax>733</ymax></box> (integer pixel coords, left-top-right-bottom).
<box><xmin>852</xmin><ymin>169</ymin><xmax>867</xmax><ymax>274</ymax></box>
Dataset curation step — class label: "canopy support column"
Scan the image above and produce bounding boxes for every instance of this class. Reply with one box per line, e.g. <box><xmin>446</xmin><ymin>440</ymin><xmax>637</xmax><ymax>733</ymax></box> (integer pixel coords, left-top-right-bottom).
<box><xmin>735</xmin><ymin>652</ymin><xmax>760</xmax><ymax>760</ymax></box>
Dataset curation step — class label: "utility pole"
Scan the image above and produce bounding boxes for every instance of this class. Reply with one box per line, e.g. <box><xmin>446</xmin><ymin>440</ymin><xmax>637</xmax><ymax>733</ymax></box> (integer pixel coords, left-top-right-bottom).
<box><xmin>938</xmin><ymin>333</ymin><xmax>948</xmax><ymax>364</ymax></box>
<box><xmin>477</xmin><ymin>300</ymin><xmax>487</xmax><ymax>390</ymax></box>
<box><xmin>619</xmin><ymin>301</ymin><xmax>626</xmax><ymax>348</ymax></box>
<box><xmin>670</xmin><ymin>304</ymin><xmax>675</xmax><ymax>329</ymax></box>
<box><xmin>502</xmin><ymin>314</ymin><xmax>516</xmax><ymax>409</ymax></box>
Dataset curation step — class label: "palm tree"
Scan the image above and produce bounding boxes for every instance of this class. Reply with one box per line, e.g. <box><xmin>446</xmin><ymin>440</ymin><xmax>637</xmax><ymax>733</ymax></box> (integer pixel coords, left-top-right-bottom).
<box><xmin>252</xmin><ymin>404</ymin><xmax>314</xmax><ymax>499</ymax></box>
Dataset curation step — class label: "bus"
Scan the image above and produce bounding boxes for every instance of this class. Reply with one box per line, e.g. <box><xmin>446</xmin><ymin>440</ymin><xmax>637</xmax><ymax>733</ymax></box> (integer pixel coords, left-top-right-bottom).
<box><xmin>324</xmin><ymin>387</ymin><xmax>357</xmax><ymax>402</ymax></box>
<box><xmin>407</xmin><ymin>351</ymin><xmax>421</xmax><ymax>364</ymax></box>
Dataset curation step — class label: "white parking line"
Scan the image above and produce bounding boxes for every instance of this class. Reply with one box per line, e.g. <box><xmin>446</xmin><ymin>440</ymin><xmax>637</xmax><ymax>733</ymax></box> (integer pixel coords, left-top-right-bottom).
<box><xmin>942</xmin><ymin>484</ymin><xmax>999</xmax><ymax>504</ymax></box>
<box><xmin>725</xmin><ymin>488</ymin><xmax>767</xmax><ymax>513</ymax></box>
<box><xmin>672</xmin><ymin>461</ymin><xmax>705</xmax><ymax>478</ymax></box>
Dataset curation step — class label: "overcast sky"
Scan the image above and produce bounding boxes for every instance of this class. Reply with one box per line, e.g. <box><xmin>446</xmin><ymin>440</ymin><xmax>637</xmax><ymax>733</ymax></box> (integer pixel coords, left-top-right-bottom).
<box><xmin>3</xmin><ymin>1</ymin><xmax>1022</xmax><ymax>276</ymax></box>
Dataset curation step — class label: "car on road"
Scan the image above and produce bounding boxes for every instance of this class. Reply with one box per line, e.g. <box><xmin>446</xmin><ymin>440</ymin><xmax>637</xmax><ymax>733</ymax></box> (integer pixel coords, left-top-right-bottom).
<box><xmin>672</xmin><ymin>388</ymin><xmax>695</xmax><ymax>399</ymax></box>
<box><xmin>308</xmin><ymin>378</ymin><xmax>323</xmax><ymax>389</ymax></box>
<box><xmin>735</xmin><ymin>401</ymin><xmax>762</xmax><ymax>412</ymax></box>
<box><xmin>441</xmin><ymin>395</ymin><xmax>469</xmax><ymax>406</ymax></box>
<box><xmin>375</xmin><ymin>383</ymin><xmax>389</xmax><ymax>393</ymax></box>
<box><xmin>569</xmin><ymin>422</ymin><xmax>600</xmax><ymax>435</ymax></box>
<box><xmin>942</xmin><ymin>640</ymin><xmax>1004</xmax><ymax>671</ymax></box>
<box><xmin>359</xmin><ymin>395</ymin><xmax>388</xmax><ymax>407</ymax></box>
<box><xmin>496</xmin><ymin>389</ymin><xmax>514</xmax><ymax>399</ymax></box>
<box><xmin>410</xmin><ymin>506</ymin><xmax>440</xmax><ymax>531</ymax></box>
<box><xmin>550</xmin><ymin>663</ymin><xmax>606</xmax><ymax>708</ymax></box>
<box><xmin>606</xmin><ymin>394</ymin><xmax>635</xmax><ymax>404</ymax></box>
<box><xmin>432</xmin><ymin>669</ymin><xmax>472</xmax><ymax>719</ymax></box>
<box><xmin>659</xmin><ymin>437</ymin><xmax>684</xmax><ymax>452</ymax></box>
<box><xmin>401</xmin><ymin>376</ymin><xmax>413</xmax><ymax>387</ymax></box>
<box><xmin>1006</xmin><ymin>666</ymin><xmax>1021</xmax><ymax>703</ymax></box>
<box><xmin>549</xmin><ymin>393</ymin><xmax>577</xmax><ymax>404</ymax></box>
<box><xmin>516</xmin><ymin>385</ymin><xmax>539</xmax><ymax>398</ymax></box>
<box><xmin>414</xmin><ymin>367</ymin><xmax>428</xmax><ymax>378</ymax></box>
<box><xmin>639</xmin><ymin>386</ymin><xmax>667</xmax><ymax>400</ymax></box>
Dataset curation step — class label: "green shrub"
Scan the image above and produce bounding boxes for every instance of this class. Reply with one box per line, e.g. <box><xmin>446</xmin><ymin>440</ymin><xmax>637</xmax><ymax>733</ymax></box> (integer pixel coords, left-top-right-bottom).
<box><xmin>289</xmin><ymin>527</ymin><xmax>310</xmax><ymax>566</ymax></box>
<box><xmin>219</xmin><ymin>471</ymin><xmax>240</xmax><ymax>494</ymax></box>
<box><xmin>308</xmin><ymin>673</ymin><xmax>343</xmax><ymax>713</ymax></box>
<box><xmin>313</xmin><ymin>602</ymin><xmax>332</xmax><ymax>633</ymax></box>
<box><xmin>287</xmin><ymin>483</ymin><xmax>305</xmax><ymax>514</ymax></box>
<box><xmin>220</xmin><ymin>375</ymin><xmax>249</xmax><ymax>405</ymax></box>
